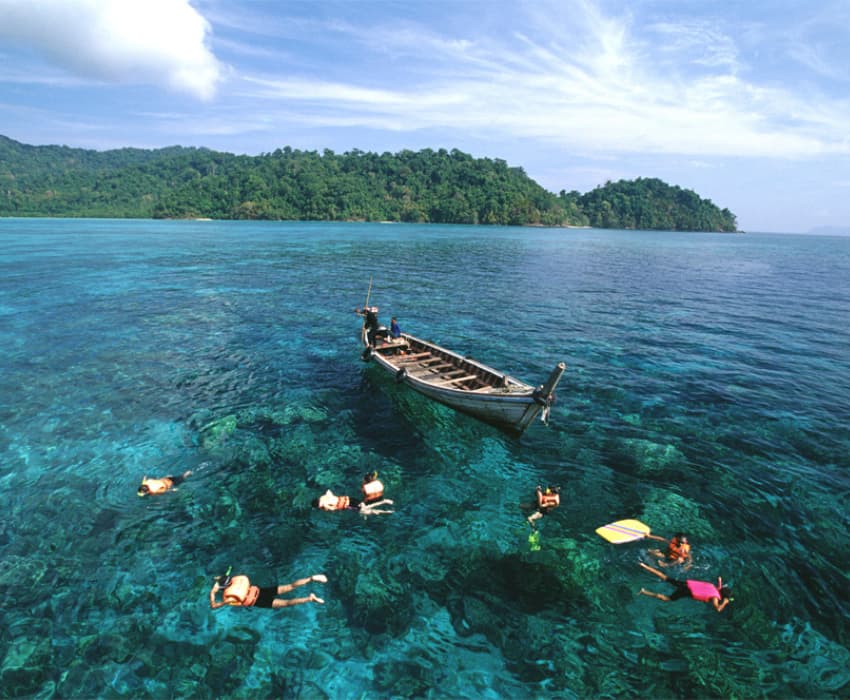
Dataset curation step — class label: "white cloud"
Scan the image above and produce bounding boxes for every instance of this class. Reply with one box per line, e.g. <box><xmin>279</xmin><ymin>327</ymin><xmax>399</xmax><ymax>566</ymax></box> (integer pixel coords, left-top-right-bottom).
<box><xmin>224</xmin><ymin>1</ymin><xmax>850</xmax><ymax>160</ymax></box>
<box><xmin>0</xmin><ymin>0</ymin><xmax>222</xmax><ymax>100</ymax></box>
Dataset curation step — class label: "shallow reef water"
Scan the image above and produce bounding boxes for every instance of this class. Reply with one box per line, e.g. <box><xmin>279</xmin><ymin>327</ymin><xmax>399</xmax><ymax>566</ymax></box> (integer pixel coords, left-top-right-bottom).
<box><xmin>0</xmin><ymin>219</ymin><xmax>848</xmax><ymax>698</ymax></box>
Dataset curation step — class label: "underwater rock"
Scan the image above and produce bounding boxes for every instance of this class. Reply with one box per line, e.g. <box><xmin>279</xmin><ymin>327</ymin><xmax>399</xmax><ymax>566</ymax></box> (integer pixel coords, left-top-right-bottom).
<box><xmin>56</xmin><ymin>664</ymin><xmax>110</xmax><ymax>698</ymax></box>
<box><xmin>352</xmin><ymin>569</ymin><xmax>413</xmax><ymax>635</ymax></box>
<box><xmin>204</xmin><ymin>637</ymin><xmax>257</xmax><ymax>696</ymax></box>
<box><xmin>272</xmin><ymin>403</ymin><xmax>328</xmax><ymax>425</ymax></box>
<box><xmin>242</xmin><ymin>435</ymin><xmax>273</xmax><ymax>469</ymax></box>
<box><xmin>457</xmin><ymin>595</ymin><xmax>501</xmax><ymax>639</ymax></box>
<box><xmin>331</xmin><ymin>555</ymin><xmax>413</xmax><ymax>636</ymax></box>
<box><xmin>534</xmin><ymin>537</ymin><xmax>604</xmax><ymax>608</ymax></box>
<box><xmin>199</xmin><ymin>414</ymin><xmax>238</xmax><ymax>449</ymax></box>
<box><xmin>641</xmin><ymin>490</ymin><xmax>716</xmax><ymax>542</ymax></box>
<box><xmin>372</xmin><ymin>659</ymin><xmax>433</xmax><ymax>697</ymax></box>
<box><xmin>404</xmin><ymin>549</ymin><xmax>447</xmax><ymax>583</ymax></box>
<box><xmin>778</xmin><ymin>620</ymin><xmax>850</xmax><ymax>694</ymax></box>
<box><xmin>622</xmin><ymin>438</ymin><xmax>686</xmax><ymax>475</ymax></box>
<box><xmin>0</xmin><ymin>556</ymin><xmax>49</xmax><ymax>607</ymax></box>
<box><xmin>0</xmin><ymin>635</ymin><xmax>52</xmax><ymax>697</ymax></box>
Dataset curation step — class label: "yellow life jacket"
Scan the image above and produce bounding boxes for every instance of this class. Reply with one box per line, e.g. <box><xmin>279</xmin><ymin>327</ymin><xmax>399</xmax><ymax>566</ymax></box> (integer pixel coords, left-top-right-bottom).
<box><xmin>223</xmin><ymin>575</ymin><xmax>259</xmax><ymax>607</ymax></box>
<box><xmin>362</xmin><ymin>479</ymin><xmax>384</xmax><ymax>502</ymax></box>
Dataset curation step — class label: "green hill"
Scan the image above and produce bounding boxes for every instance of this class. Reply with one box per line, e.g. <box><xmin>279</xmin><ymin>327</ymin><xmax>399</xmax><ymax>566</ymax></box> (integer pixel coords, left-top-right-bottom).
<box><xmin>573</xmin><ymin>177</ymin><xmax>737</xmax><ymax>232</ymax></box>
<box><xmin>0</xmin><ymin>135</ymin><xmax>736</xmax><ymax>231</ymax></box>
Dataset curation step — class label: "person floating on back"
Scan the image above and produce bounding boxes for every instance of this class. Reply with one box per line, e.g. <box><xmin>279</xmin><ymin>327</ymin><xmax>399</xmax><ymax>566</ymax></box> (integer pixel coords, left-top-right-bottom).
<box><xmin>209</xmin><ymin>570</ymin><xmax>327</xmax><ymax>610</ymax></box>
<box><xmin>648</xmin><ymin>532</ymin><xmax>693</xmax><ymax>569</ymax></box>
<box><xmin>312</xmin><ymin>488</ymin><xmax>393</xmax><ymax>516</ymax></box>
<box><xmin>526</xmin><ymin>485</ymin><xmax>560</xmax><ymax>529</ymax></box>
<box><xmin>137</xmin><ymin>470</ymin><xmax>192</xmax><ymax>496</ymax></box>
<box><xmin>638</xmin><ymin>562</ymin><xmax>732</xmax><ymax>613</ymax></box>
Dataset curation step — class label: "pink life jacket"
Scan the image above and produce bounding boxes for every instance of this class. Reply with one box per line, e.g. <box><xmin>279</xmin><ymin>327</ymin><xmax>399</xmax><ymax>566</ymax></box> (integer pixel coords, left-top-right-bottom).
<box><xmin>686</xmin><ymin>579</ymin><xmax>721</xmax><ymax>602</ymax></box>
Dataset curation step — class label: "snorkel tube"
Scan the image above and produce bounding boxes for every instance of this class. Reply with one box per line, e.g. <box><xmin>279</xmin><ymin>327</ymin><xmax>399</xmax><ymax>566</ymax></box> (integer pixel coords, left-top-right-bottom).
<box><xmin>215</xmin><ymin>566</ymin><xmax>232</xmax><ymax>587</ymax></box>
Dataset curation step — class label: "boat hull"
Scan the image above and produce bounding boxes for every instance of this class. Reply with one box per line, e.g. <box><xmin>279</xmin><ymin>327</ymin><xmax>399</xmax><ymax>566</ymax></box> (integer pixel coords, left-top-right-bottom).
<box><xmin>360</xmin><ymin>327</ymin><xmax>564</xmax><ymax>434</ymax></box>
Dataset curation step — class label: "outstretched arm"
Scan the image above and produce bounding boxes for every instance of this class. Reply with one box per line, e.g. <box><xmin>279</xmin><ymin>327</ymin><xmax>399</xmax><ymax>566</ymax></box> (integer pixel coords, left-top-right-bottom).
<box><xmin>361</xmin><ymin>499</ymin><xmax>393</xmax><ymax>508</ymax></box>
<box><xmin>713</xmin><ymin>597</ymin><xmax>731</xmax><ymax>613</ymax></box>
<box><xmin>209</xmin><ymin>583</ymin><xmax>224</xmax><ymax>609</ymax></box>
<box><xmin>360</xmin><ymin>501</ymin><xmax>394</xmax><ymax>516</ymax></box>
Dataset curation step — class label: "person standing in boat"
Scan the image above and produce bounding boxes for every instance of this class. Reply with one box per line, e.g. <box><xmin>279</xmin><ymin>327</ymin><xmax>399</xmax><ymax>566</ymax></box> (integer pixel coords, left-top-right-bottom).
<box><xmin>637</xmin><ymin>562</ymin><xmax>732</xmax><ymax>613</ymax></box>
<box><xmin>355</xmin><ymin>305</ymin><xmax>381</xmax><ymax>346</ymax></box>
<box><xmin>390</xmin><ymin>317</ymin><xmax>401</xmax><ymax>340</ymax></box>
<box><xmin>209</xmin><ymin>571</ymin><xmax>327</xmax><ymax>610</ymax></box>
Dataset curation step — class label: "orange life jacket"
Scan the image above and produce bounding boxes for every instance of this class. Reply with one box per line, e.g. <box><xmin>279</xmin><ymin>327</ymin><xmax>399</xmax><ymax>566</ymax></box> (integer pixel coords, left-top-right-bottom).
<box><xmin>223</xmin><ymin>575</ymin><xmax>259</xmax><ymax>607</ymax></box>
<box><xmin>319</xmin><ymin>492</ymin><xmax>350</xmax><ymax>510</ymax></box>
<box><xmin>362</xmin><ymin>479</ymin><xmax>384</xmax><ymax>502</ymax></box>
<box><xmin>668</xmin><ymin>540</ymin><xmax>691</xmax><ymax>560</ymax></box>
<box><xmin>538</xmin><ymin>491</ymin><xmax>560</xmax><ymax>509</ymax></box>
<box><xmin>141</xmin><ymin>477</ymin><xmax>172</xmax><ymax>495</ymax></box>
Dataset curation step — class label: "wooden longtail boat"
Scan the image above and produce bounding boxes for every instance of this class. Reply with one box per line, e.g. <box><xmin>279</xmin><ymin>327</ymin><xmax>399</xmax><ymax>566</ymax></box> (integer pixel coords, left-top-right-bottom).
<box><xmin>358</xmin><ymin>313</ymin><xmax>566</xmax><ymax>434</ymax></box>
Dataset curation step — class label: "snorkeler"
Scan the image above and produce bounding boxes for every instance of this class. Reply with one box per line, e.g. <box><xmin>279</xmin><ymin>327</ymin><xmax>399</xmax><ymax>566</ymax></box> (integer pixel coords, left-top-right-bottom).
<box><xmin>312</xmin><ymin>489</ymin><xmax>393</xmax><ymax>515</ymax></box>
<box><xmin>648</xmin><ymin>532</ymin><xmax>693</xmax><ymax>569</ymax></box>
<box><xmin>638</xmin><ymin>562</ymin><xmax>732</xmax><ymax>613</ymax></box>
<box><xmin>361</xmin><ymin>471</ymin><xmax>385</xmax><ymax>503</ymax></box>
<box><xmin>526</xmin><ymin>485</ymin><xmax>560</xmax><ymax>528</ymax></box>
<box><xmin>137</xmin><ymin>470</ymin><xmax>192</xmax><ymax>496</ymax></box>
<box><xmin>209</xmin><ymin>569</ymin><xmax>326</xmax><ymax>610</ymax></box>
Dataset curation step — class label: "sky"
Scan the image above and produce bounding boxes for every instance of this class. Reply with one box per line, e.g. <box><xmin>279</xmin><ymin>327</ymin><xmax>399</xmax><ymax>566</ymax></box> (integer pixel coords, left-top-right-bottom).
<box><xmin>1</xmin><ymin>0</ymin><xmax>849</xmax><ymax>233</ymax></box>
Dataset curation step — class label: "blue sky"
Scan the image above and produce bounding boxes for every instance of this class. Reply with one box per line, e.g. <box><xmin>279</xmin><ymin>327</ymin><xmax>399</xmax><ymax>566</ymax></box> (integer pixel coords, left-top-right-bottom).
<box><xmin>1</xmin><ymin>0</ymin><xmax>849</xmax><ymax>233</ymax></box>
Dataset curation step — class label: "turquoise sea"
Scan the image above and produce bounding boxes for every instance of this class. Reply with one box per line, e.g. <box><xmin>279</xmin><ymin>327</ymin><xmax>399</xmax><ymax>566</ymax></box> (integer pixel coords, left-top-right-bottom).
<box><xmin>1</xmin><ymin>218</ymin><xmax>848</xmax><ymax>699</ymax></box>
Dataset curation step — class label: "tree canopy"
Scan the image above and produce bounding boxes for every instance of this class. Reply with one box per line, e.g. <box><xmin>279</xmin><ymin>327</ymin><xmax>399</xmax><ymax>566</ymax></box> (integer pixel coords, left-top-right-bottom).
<box><xmin>573</xmin><ymin>177</ymin><xmax>737</xmax><ymax>232</ymax></box>
<box><xmin>0</xmin><ymin>135</ymin><xmax>737</xmax><ymax>231</ymax></box>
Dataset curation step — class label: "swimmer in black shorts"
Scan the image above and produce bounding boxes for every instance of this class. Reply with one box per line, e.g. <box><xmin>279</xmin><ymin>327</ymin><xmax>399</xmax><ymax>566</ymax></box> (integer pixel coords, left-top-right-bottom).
<box><xmin>210</xmin><ymin>573</ymin><xmax>327</xmax><ymax>610</ymax></box>
<box><xmin>638</xmin><ymin>562</ymin><xmax>732</xmax><ymax>613</ymax></box>
<box><xmin>525</xmin><ymin>485</ymin><xmax>561</xmax><ymax>528</ymax></box>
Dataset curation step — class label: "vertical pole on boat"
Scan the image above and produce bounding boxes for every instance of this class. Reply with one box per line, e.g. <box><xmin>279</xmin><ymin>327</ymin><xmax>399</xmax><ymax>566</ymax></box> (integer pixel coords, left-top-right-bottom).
<box><xmin>364</xmin><ymin>276</ymin><xmax>373</xmax><ymax>309</ymax></box>
<box><xmin>538</xmin><ymin>362</ymin><xmax>566</xmax><ymax>424</ymax></box>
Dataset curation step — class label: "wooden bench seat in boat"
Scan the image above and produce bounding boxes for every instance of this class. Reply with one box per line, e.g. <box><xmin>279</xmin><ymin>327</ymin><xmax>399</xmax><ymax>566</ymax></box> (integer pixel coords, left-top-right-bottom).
<box><xmin>397</xmin><ymin>352</ymin><xmax>431</xmax><ymax>361</ymax></box>
<box><xmin>420</xmin><ymin>362</ymin><xmax>453</xmax><ymax>372</ymax></box>
<box><xmin>443</xmin><ymin>368</ymin><xmax>469</xmax><ymax>377</ymax></box>
<box><xmin>408</xmin><ymin>364</ymin><xmax>453</xmax><ymax>378</ymax></box>
<box><xmin>435</xmin><ymin>374</ymin><xmax>479</xmax><ymax>386</ymax></box>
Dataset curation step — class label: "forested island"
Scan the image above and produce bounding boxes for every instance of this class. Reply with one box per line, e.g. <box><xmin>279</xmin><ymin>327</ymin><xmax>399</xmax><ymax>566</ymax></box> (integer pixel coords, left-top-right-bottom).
<box><xmin>0</xmin><ymin>135</ymin><xmax>737</xmax><ymax>231</ymax></box>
